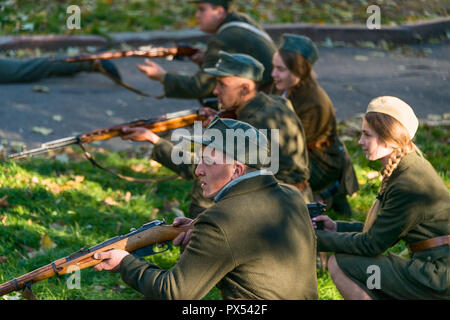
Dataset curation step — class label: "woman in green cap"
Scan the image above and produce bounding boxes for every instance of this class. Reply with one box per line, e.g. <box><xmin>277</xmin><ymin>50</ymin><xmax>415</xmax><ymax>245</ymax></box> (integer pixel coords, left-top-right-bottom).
<box><xmin>271</xmin><ymin>33</ymin><xmax>359</xmax><ymax>215</ymax></box>
<box><xmin>313</xmin><ymin>96</ymin><xmax>450</xmax><ymax>299</ymax></box>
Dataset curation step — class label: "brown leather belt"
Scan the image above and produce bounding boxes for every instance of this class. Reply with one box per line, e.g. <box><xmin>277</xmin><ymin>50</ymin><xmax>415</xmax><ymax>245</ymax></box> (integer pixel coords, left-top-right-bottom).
<box><xmin>307</xmin><ymin>138</ymin><xmax>335</xmax><ymax>151</ymax></box>
<box><xmin>293</xmin><ymin>180</ymin><xmax>310</xmax><ymax>193</ymax></box>
<box><xmin>409</xmin><ymin>235</ymin><xmax>450</xmax><ymax>253</ymax></box>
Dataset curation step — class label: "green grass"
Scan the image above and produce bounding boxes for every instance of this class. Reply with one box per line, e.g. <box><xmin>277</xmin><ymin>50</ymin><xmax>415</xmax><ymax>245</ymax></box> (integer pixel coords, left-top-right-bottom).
<box><xmin>1</xmin><ymin>0</ymin><xmax>448</xmax><ymax>35</ymax></box>
<box><xmin>0</xmin><ymin>123</ymin><xmax>448</xmax><ymax>300</ymax></box>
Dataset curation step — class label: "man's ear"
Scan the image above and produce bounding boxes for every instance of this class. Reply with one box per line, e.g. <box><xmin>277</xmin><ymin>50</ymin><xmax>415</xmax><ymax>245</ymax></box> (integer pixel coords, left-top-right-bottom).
<box><xmin>240</xmin><ymin>83</ymin><xmax>249</xmax><ymax>96</ymax></box>
<box><xmin>233</xmin><ymin>162</ymin><xmax>247</xmax><ymax>178</ymax></box>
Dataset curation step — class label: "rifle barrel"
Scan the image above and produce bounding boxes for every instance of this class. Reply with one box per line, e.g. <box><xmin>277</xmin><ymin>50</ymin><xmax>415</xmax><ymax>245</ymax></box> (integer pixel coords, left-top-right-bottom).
<box><xmin>64</xmin><ymin>46</ymin><xmax>197</xmax><ymax>63</ymax></box>
<box><xmin>8</xmin><ymin>136</ymin><xmax>79</xmax><ymax>159</ymax></box>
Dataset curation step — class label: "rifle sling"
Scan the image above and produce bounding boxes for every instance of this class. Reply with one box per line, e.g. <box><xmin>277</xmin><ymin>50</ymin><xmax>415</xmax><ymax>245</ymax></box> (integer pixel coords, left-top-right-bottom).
<box><xmin>78</xmin><ymin>142</ymin><xmax>178</xmax><ymax>184</ymax></box>
<box><xmin>93</xmin><ymin>60</ymin><xmax>164</xmax><ymax>99</ymax></box>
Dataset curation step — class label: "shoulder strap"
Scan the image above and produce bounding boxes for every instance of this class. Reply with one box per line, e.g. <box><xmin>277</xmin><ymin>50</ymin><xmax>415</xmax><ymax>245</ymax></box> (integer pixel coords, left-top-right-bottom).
<box><xmin>217</xmin><ymin>21</ymin><xmax>274</xmax><ymax>45</ymax></box>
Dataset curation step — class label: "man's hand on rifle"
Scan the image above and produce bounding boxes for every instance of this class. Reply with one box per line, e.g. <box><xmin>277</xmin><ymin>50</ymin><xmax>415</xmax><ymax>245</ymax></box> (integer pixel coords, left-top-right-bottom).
<box><xmin>93</xmin><ymin>250</ymin><xmax>130</xmax><ymax>273</ymax></box>
<box><xmin>199</xmin><ymin>107</ymin><xmax>218</xmax><ymax>127</ymax></box>
<box><xmin>172</xmin><ymin>217</ymin><xmax>195</xmax><ymax>248</ymax></box>
<box><xmin>189</xmin><ymin>49</ymin><xmax>206</xmax><ymax>66</ymax></box>
<box><xmin>137</xmin><ymin>59</ymin><xmax>167</xmax><ymax>82</ymax></box>
<box><xmin>121</xmin><ymin>127</ymin><xmax>160</xmax><ymax>144</ymax></box>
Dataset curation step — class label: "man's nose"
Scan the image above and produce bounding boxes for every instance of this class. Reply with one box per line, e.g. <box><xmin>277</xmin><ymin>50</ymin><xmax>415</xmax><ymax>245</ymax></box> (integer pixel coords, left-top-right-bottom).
<box><xmin>195</xmin><ymin>162</ymin><xmax>205</xmax><ymax>176</ymax></box>
<box><xmin>213</xmin><ymin>85</ymin><xmax>219</xmax><ymax>96</ymax></box>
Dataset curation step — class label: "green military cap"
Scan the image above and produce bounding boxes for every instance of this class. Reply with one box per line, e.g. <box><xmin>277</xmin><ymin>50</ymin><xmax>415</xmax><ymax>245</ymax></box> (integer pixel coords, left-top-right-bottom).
<box><xmin>188</xmin><ymin>0</ymin><xmax>231</xmax><ymax>8</ymax></box>
<box><xmin>183</xmin><ymin>116</ymin><xmax>269</xmax><ymax>169</ymax></box>
<box><xmin>279</xmin><ymin>33</ymin><xmax>319</xmax><ymax>65</ymax></box>
<box><xmin>204</xmin><ymin>51</ymin><xmax>265</xmax><ymax>82</ymax></box>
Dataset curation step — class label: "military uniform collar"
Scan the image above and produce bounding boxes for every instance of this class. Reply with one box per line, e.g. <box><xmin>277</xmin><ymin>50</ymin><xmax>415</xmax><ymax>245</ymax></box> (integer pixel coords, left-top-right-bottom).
<box><xmin>219</xmin><ymin>11</ymin><xmax>251</xmax><ymax>29</ymax></box>
<box><xmin>214</xmin><ymin>171</ymin><xmax>277</xmax><ymax>202</ymax></box>
<box><xmin>235</xmin><ymin>92</ymin><xmax>269</xmax><ymax>117</ymax></box>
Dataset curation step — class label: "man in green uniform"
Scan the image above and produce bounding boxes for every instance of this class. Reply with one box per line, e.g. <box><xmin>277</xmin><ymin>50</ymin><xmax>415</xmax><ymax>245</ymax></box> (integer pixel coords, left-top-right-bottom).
<box><xmin>121</xmin><ymin>51</ymin><xmax>312</xmax><ymax>217</ymax></box>
<box><xmin>94</xmin><ymin>117</ymin><xmax>318</xmax><ymax>300</ymax></box>
<box><xmin>0</xmin><ymin>57</ymin><xmax>120</xmax><ymax>83</ymax></box>
<box><xmin>136</xmin><ymin>0</ymin><xmax>276</xmax><ymax>100</ymax></box>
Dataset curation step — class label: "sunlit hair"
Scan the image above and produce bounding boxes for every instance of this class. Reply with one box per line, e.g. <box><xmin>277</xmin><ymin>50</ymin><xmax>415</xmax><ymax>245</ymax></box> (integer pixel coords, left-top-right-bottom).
<box><xmin>362</xmin><ymin>112</ymin><xmax>418</xmax><ymax>232</ymax></box>
<box><xmin>278</xmin><ymin>49</ymin><xmax>312</xmax><ymax>86</ymax></box>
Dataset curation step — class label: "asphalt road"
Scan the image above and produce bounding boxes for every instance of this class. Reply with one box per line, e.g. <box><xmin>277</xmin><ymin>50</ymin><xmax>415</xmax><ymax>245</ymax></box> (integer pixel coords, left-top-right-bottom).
<box><xmin>0</xmin><ymin>42</ymin><xmax>448</xmax><ymax>152</ymax></box>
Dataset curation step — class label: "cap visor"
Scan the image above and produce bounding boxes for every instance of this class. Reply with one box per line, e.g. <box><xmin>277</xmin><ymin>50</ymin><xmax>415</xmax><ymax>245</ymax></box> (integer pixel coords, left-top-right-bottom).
<box><xmin>203</xmin><ymin>68</ymin><xmax>232</xmax><ymax>77</ymax></box>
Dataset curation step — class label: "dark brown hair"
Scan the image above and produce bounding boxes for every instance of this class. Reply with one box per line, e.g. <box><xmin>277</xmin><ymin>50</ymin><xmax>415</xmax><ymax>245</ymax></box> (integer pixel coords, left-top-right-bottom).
<box><xmin>278</xmin><ymin>49</ymin><xmax>312</xmax><ymax>86</ymax></box>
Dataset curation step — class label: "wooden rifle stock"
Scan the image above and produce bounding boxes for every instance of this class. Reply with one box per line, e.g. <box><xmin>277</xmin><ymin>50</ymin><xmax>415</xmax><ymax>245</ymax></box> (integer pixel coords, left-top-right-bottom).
<box><xmin>64</xmin><ymin>45</ymin><xmax>199</xmax><ymax>63</ymax></box>
<box><xmin>0</xmin><ymin>219</ymin><xmax>194</xmax><ymax>297</ymax></box>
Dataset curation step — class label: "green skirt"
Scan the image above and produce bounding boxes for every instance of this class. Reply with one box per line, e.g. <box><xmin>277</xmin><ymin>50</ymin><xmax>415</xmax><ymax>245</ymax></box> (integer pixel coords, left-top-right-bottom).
<box><xmin>335</xmin><ymin>251</ymin><xmax>450</xmax><ymax>300</ymax></box>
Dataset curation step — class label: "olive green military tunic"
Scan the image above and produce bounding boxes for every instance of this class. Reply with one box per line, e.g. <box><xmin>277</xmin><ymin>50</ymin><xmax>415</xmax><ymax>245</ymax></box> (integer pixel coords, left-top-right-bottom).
<box><xmin>162</xmin><ymin>11</ymin><xmax>276</xmax><ymax>99</ymax></box>
<box><xmin>316</xmin><ymin>151</ymin><xmax>450</xmax><ymax>299</ymax></box>
<box><xmin>120</xmin><ymin>173</ymin><xmax>318</xmax><ymax>299</ymax></box>
<box><xmin>286</xmin><ymin>77</ymin><xmax>359</xmax><ymax>197</ymax></box>
<box><xmin>151</xmin><ymin>92</ymin><xmax>312</xmax><ymax>216</ymax></box>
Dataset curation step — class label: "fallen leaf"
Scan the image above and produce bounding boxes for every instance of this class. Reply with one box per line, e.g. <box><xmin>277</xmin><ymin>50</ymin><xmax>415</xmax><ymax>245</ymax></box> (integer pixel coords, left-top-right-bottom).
<box><xmin>367</xmin><ymin>171</ymin><xmax>379</xmax><ymax>180</ymax></box>
<box><xmin>354</xmin><ymin>55</ymin><xmax>369</xmax><ymax>62</ymax></box>
<box><xmin>52</xmin><ymin>115</ymin><xmax>63</xmax><ymax>122</ymax></box>
<box><xmin>124</xmin><ymin>191</ymin><xmax>131</xmax><ymax>203</ymax></box>
<box><xmin>2</xmin><ymin>292</ymin><xmax>21</xmax><ymax>300</ymax></box>
<box><xmin>32</xmin><ymin>126</ymin><xmax>53</xmax><ymax>136</ymax></box>
<box><xmin>0</xmin><ymin>195</ymin><xmax>9</xmax><ymax>208</ymax></box>
<box><xmin>131</xmin><ymin>163</ymin><xmax>147</xmax><ymax>173</ymax></box>
<box><xmin>55</xmin><ymin>154</ymin><xmax>69</xmax><ymax>163</ymax></box>
<box><xmin>0</xmin><ymin>256</ymin><xmax>8</xmax><ymax>264</ymax></box>
<box><xmin>40</xmin><ymin>234</ymin><xmax>57</xmax><ymax>250</ymax></box>
<box><xmin>104</xmin><ymin>196</ymin><xmax>119</xmax><ymax>206</ymax></box>
<box><xmin>427</xmin><ymin>114</ymin><xmax>442</xmax><ymax>121</ymax></box>
<box><xmin>149</xmin><ymin>160</ymin><xmax>162</xmax><ymax>168</ymax></box>
<box><xmin>32</xmin><ymin>85</ymin><xmax>50</xmax><ymax>93</ymax></box>
<box><xmin>74</xmin><ymin>175</ymin><xmax>85</xmax><ymax>183</ymax></box>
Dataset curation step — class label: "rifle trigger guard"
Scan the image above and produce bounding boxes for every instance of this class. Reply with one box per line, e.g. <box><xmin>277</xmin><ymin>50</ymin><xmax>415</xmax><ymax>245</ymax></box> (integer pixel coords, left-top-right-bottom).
<box><xmin>133</xmin><ymin>241</ymin><xmax>171</xmax><ymax>257</ymax></box>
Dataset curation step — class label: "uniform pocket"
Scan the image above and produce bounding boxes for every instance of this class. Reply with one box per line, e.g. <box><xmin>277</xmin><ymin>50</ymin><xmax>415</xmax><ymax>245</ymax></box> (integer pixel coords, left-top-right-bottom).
<box><xmin>406</xmin><ymin>251</ymin><xmax>449</xmax><ymax>292</ymax></box>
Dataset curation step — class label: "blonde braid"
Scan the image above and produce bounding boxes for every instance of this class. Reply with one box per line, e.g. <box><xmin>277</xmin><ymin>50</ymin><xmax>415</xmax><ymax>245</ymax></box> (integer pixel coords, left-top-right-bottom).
<box><xmin>363</xmin><ymin>148</ymin><xmax>407</xmax><ymax>232</ymax></box>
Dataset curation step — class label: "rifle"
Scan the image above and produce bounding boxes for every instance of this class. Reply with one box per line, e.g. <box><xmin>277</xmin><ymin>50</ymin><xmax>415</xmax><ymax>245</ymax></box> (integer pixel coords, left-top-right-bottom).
<box><xmin>63</xmin><ymin>44</ymin><xmax>199</xmax><ymax>63</ymax></box>
<box><xmin>0</xmin><ymin>219</ymin><xmax>194</xmax><ymax>298</ymax></box>
<box><xmin>8</xmin><ymin>107</ymin><xmax>236</xmax><ymax>182</ymax></box>
<box><xmin>60</xmin><ymin>44</ymin><xmax>198</xmax><ymax>97</ymax></box>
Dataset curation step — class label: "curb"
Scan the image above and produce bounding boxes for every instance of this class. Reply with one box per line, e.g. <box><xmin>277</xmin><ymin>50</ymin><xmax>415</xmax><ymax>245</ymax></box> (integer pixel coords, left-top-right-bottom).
<box><xmin>0</xmin><ymin>17</ymin><xmax>449</xmax><ymax>51</ymax></box>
